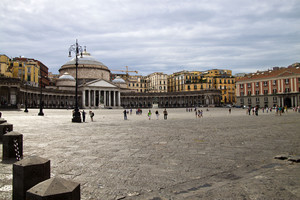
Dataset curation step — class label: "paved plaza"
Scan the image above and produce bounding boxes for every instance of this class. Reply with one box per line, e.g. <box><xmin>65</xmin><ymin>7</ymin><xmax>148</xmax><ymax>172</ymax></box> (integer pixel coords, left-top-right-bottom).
<box><xmin>1</xmin><ymin>108</ymin><xmax>300</xmax><ymax>200</ymax></box>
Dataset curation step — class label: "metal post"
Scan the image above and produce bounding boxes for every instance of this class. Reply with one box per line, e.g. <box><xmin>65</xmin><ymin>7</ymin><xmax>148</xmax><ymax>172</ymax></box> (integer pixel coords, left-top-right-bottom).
<box><xmin>38</xmin><ymin>78</ymin><xmax>44</xmax><ymax>116</ymax></box>
<box><xmin>69</xmin><ymin>39</ymin><xmax>82</xmax><ymax>123</ymax></box>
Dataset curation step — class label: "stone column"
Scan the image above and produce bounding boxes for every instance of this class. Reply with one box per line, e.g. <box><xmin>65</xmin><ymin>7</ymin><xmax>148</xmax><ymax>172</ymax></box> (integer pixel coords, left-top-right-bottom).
<box><xmin>87</xmin><ymin>90</ymin><xmax>90</xmax><ymax>108</ymax></box>
<box><xmin>118</xmin><ymin>91</ymin><xmax>121</xmax><ymax>107</ymax></box>
<box><xmin>13</xmin><ymin>156</ymin><xmax>50</xmax><ymax>200</ymax></box>
<box><xmin>108</xmin><ymin>91</ymin><xmax>111</xmax><ymax>107</ymax></box>
<box><xmin>104</xmin><ymin>90</ymin><xmax>106</xmax><ymax>107</ymax></box>
<box><xmin>82</xmin><ymin>90</ymin><xmax>85</xmax><ymax>108</ymax></box>
<box><xmin>113</xmin><ymin>91</ymin><xmax>116</xmax><ymax>107</ymax></box>
<box><xmin>94</xmin><ymin>90</ymin><xmax>96</xmax><ymax>107</ymax></box>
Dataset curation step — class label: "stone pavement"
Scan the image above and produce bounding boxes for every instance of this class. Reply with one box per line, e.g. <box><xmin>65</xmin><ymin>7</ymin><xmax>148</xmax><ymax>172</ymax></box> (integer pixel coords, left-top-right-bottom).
<box><xmin>0</xmin><ymin>108</ymin><xmax>300</xmax><ymax>200</ymax></box>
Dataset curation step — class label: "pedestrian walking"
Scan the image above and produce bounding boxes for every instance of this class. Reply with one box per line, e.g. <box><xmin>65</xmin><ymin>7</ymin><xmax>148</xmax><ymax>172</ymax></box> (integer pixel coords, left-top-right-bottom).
<box><xmin>123</xmin><ymin>109</ymin><xmax>127</xmax><ymax>120</ymax></box>
<box><xmin>163</xmin><ymin>109</ymin><xmax>168</xmax><ymax>120</ymax></box>
<box><xmin>89</xmin><ymin>111</ymin><xmax>94</xmax><ymax>121</ymax></box>
<box><xmin>147</xmin><ymin>110</ymin><xmax>152</xmax><ymax>120</ymax></box>
<box><xmin>155</xmin><ymin>110</ymin><xmax>159</xmax><ymax>120</ymax></box>
<box><xmin>82</xmin><ymin>110</ymin><xmax>86</xmax><ymax>122</ymax></box>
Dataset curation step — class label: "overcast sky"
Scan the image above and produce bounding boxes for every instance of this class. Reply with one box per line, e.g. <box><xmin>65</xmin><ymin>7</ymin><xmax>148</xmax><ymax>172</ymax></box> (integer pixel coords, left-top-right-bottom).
<box><xmin>1</xmin><ymin>0</ymin><xmax>299</xmax><ymax>76</ymax></box>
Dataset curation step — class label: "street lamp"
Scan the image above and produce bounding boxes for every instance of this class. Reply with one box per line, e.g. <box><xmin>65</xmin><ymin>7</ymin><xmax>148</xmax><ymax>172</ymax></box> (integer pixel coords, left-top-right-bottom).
<box><xmin>69</xmin><ymin>39</ymin><xmax>83</xmax><ymax>123</ymax></box>
<box><xmin>24</xmin><ymin>81</ymin><xmax>29</xmax><ymax>113</ymax></box>
<box><xmin>38</xmin><ymin>75</ymin><xmax>44</xmax><ymax>116</ymax></box>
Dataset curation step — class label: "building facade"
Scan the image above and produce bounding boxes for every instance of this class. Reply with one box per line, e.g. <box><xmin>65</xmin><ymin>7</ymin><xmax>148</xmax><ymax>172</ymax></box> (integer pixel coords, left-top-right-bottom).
<box><xmin>236</xmin><ymin>63</ymin><xmax>300</xmax><ymax>108</ymax></box>
<box><xmin>146</xmin><ymin>72</ymin><xmax>168</xmax><ymax>93</ymax></box>
<box><xmin>167</xmin><ymin>69</ymin><xmax>235</xmax><ymax>104</ymax></box>
<box><xmin>121</xmin><ymin>89</ymin><xmax>221</xmax><ymax>108</ymax></box>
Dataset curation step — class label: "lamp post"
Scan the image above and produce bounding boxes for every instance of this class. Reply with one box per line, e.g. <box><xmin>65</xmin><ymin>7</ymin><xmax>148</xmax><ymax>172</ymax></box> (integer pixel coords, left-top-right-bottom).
<box><xmin>38</xmin><ymin>75</ymin><xmax>44</xmax><ymax>116</ymax></box>
<box><xmin>24</xmin><ymin>81</ymin><xmax>29</xmax><ymax>113</ymax></box>
<box><xmin>69</xmin><ymin>39</ymin><xmax>83</xmax><ymax>123</ymax></box>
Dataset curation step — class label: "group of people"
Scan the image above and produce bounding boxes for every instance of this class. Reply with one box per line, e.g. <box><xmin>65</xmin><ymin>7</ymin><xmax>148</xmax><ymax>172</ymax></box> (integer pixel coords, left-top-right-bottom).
<box><xmin>80</xmin><ymin>110</ymin><xmax>94</xmax><ymax>122</ymax></box>
<box><xmin>123</xmin><ymin>109</ymin><xmax>168</xmax><ymax>120</ymax></box>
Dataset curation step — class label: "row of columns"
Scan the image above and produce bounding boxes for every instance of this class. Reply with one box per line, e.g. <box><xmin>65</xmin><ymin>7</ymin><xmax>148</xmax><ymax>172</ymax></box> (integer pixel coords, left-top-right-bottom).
<box><xmin>122</xmin><ymin>94</ymin><xmax>220</xmax><ymax>108</ymax></box>
<box><xmin>20</xmin><ymin>92</ymin><xmax>76</xmax><ymax>109</ymax></box>
<box><xmin>82</xmin><ymin>89</ymin><xmax>121</xmax><ymax>108</ymax></box>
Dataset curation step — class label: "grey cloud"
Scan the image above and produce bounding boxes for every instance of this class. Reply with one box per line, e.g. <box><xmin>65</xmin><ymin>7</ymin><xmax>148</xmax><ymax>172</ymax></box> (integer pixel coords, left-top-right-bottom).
<box><xmin>0</xmin><ymin>0</ymin><xmax>299</xmax><ymax>76</ymax></box>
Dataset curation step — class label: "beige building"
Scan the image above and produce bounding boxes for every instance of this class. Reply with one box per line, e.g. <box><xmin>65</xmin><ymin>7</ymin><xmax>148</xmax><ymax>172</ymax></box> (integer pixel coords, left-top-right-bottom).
<box><xmin>146</xmin><ymin>72</ymin><xmax>168</xmax><ymax>93</ymax></box>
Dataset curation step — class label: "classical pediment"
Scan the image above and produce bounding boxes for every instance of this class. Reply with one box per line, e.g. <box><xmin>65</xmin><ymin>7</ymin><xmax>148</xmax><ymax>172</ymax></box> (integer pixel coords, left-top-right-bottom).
<box><xmin>81</xmin><ymin>79</ymin><xmax>117</xmax><ymax>88</ymax></box>
<box><xmin>276</xmin><ymin>70</ymin><xmax>294</xmax><ymax>77</ymax></box>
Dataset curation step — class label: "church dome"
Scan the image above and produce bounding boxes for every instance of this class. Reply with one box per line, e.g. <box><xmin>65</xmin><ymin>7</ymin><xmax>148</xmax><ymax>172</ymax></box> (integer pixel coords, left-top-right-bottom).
<box><xmin>59</xmin><ymin>48</ymin><xmax>111</xmax><ymax>82</ymax></box>
<box><xmin>62</xmin><ymin>51</ymin><xmax>108</xmax><ymax>69</ymax></box>
<box><xmin>58</xmin><ymin>72</ymin><xmax>75</xmax><ymax>81</ymax></box>
<box><xmin>112</xmin><ymin>76</ymin><xmax>126</xmax><ymax>83</ymax></box>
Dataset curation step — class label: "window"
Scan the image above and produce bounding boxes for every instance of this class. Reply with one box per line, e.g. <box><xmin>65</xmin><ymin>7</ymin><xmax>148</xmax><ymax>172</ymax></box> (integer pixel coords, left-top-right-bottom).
<box><xmin>137</xmin><ymin>84</ymin><xmax>139</xmax><ymax>87</ymax></box>
<box><xmin>264</xmin><ymin>81</ymin><xmax>268</xmax><ymax>86</ymax></box>
<box><xmin>232</xmin><ymin>80</ymin><xmax>234</xmax><ymax>84</ymax></box>
<box><xmin>285</xmin><ymin>88</ymin><xmax>290</xmax><ymax>93</ymax></box>
<box><xmin>27</xmin><ymin>67</ymin><xmax>31</xmax><ymax>73</ymax></box>
<box><xmin>133</xmin><ymin>83</ymin><xmax>135</xmax><ymax>87</ymax></box>
<box><xmin>228</xmin><ymin>80</ymin><xmax>230</xmax><ymax>84</ymax></box>
<box><xmin>256</xmin><ymin>82</ymin><xmax>259</xmax><ymax>87</ymax></box>
<box><xmin>187</xmin><ymin>85</ymin><xmax>190</xmax><ymax>90</ymax></box>
<box><xmin>247</xmin><ymin>83</ymin><xmax>251</xmax><ymax>88</ymax></box>
<box><xmin>240</xmin><ymin>92</ymin><xmax>244</xmax><ymax>96</ymax></box>
<box><xmin>201</xmin><ymin>85</ymin><xmax>203</xmax><ymax>89</ymax></box>
<box><xmin>240</xmin><ymin>98</ymin><xmax>244</xmax><ymax>103</ymax></box>
<box><xmin>224</xmin><ymin>86</ymin><xmax>227</xmax><ymax>90</ymax></box>
<box><xmin>285</xmin><ymin>79</ymin><xmax>289</xmax><ymax>84</ymax></box>
<box><xmin>248</xmin><ymin>98</ymin><xmax>252</xmax><ymax>104</ymax></box>
<box><xmin>264</xmin><ymin>90</ymin><xmax>268</xmax><ymax>94</ymax></box>
<box><xmin>264</xmin><ymin>97</ymin><xmax>268</xmax><ymax>102</ymax></box>
<box><xmin>273</xmin><ymin>97</ymin><xmax>277</xmax><ymax>103</ymax></box>
<box><xmin>128</xmin><ymin>83</ymin><xmax>131</xmax><ymax>87</ymax></box>
<box><xmin>255</xmin><ymin>90</ymin><xmax>259</xmax><ymax>95</ymax></box>
<box><xmin>273</xmin><ymin>89</ymin><xmax>277</xmax><ymax>94</ymax></box>
<box><xmin>240</xmin><ymin>84</ymin><xmax>244</xmax><ymax>89</ymax></box>
<box><xmin>220</xmin><ymin>86</ymin><xmax>222</xmax><ymax>89</ymax></box>
<box><xmin>273</xmin><ymin>80</ymin><xmax>276</xmax><ymax>85</ymax></box>
<box><xmin>256</xmin><ymin>98</ymin><xmax>260</xmax><ymax>103</ymax></box>
<box><xmin>248</xmin><ymin>91</ymin><xmax>251</xmax><ymax>96</ymax></box>
<box><xmin>194</xmin><ymin>85</ymin><xmax>197</xmax><ymax>89</ymax></box>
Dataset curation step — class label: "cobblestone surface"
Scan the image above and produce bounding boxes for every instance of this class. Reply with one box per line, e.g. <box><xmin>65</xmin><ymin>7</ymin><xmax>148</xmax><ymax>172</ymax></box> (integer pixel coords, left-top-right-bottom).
<box><xmin>1</xmin><ymin>108</ymin><xmax>300</xmax><ymax>200</ymax></box>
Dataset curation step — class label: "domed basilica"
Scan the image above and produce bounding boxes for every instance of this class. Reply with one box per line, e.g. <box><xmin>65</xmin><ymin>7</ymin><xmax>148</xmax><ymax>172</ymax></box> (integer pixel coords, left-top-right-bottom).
<box><xmin>57</xmin><ymin>48</ymin><xmax>124</xmax><ymax>109</ymax></box>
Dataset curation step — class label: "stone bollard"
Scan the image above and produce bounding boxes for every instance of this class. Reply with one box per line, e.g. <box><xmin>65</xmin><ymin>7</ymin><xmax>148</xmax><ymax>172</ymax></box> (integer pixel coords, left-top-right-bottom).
<box><xmin>2</xmin><ymin>131</ymin><xmax>23</xmax><ymax>161</ymax></box>
<box><xmin>0</xmin><ymin>118</ymin><xmax>7</xmax><ymax>124</ymax></box>
<box><xmin>13</xmin><ymin>156</ymin><xmax>50</xmax><ymax>200</ymax></box>
<box><xmin>26</xmin><ymin>177</ymin><xmax>80</xmax><ymax>200</ymax></box>
<box><xmin>0</xmin><ymin>122</ymin><xmax>13</xmax><ymax>142</ymax></box>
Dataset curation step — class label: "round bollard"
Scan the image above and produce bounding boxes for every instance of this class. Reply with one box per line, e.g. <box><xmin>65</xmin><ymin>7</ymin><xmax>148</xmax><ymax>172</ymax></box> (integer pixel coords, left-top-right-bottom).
<box><xmin>0</xmin><ymin>122</ymin><xmax>13</xmax><ymax>142</ymax></box>
<box><xmin>2</xmin><ymin>131</ymin><xmax>23</xmax><ymax>161</ymax></box>
<box><xmin>26</xmin><ymin>177</ymin><xmax>80</xmax><ymax>200</ymax></box>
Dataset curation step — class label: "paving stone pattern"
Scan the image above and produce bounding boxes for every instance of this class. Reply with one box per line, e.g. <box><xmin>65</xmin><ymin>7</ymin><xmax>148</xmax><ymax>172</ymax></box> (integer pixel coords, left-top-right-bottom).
<box><xmin>0</xmin><ymin>108</ymin><xmax>300</xmax><ymax>200</ymax></box>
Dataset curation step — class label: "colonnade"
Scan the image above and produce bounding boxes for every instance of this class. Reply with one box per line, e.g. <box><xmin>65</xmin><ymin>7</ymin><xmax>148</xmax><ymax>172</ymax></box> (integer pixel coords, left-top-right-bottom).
<box><xmin>81</xmin><ymin>89</ymin><xmax>121</xmax><ymax>108</ymax></box>
<box><xmin>19</xmin><ymin>91</ymin><xmax>76</xmax><ymax>109</ymax></box>
<box><xmin>121</xmin><ymin>91</ymin><xmax>221</xmax><ymax>108</ymax></box>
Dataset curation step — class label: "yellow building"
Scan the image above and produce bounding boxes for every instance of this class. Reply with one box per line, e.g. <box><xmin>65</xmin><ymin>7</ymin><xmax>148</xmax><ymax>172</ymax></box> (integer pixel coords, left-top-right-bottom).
<box><xmin>0</xmin><ymin>54</ymin><xmax>13</xmax><ymax>77</ymax></box>
<box><xmin>168</xmin><ymin>69</ymin><xmax>236</xmax><ymax>104</ymax></box>
<box><xmin>10</xmin><ymin>57</ymin><xmax>40</xmax><ymax>87</ymax></box>
<box><xmin>168</xmin><ymin>71</ymin><xmax>212</xmax><ymax>92</ymax></box>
